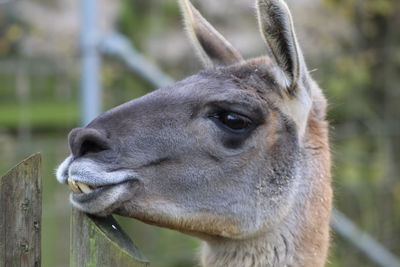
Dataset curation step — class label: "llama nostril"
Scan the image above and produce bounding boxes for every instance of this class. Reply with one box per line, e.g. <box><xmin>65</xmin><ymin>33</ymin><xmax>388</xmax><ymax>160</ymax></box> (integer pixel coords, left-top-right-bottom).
<box><xmin>79</xmin><ymin>139</ymin><xmax>108</xmax><ymax>156</ymax></box>
<box><xmin>68</xmin><ymin>128</ymin><xmax>110</xmax><ymax>157</ymax></box>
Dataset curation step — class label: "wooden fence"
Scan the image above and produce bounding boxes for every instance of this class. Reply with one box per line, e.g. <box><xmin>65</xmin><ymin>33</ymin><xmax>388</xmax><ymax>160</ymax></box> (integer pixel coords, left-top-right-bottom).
<box><xmin>0</xmin><ymin>154</ymin><xmax>149</xmax><ymax>267</ymax></box>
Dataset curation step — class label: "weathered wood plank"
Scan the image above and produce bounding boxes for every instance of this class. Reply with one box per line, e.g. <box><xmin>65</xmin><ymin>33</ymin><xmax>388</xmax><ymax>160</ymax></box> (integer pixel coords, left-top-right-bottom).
<box><xmin>0</xmin><ymin>153</ymin><xmax>42</xmax><ymax>267</ymax></box>
<box><xmin>70</xmin><ymin>208</ymin><xmax>149</xmax><ymax>267</ymax></box>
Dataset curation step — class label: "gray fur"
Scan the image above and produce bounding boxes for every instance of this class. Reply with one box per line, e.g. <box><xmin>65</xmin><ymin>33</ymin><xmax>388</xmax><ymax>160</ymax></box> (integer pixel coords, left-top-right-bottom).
<box><xmin>57</xmin><ymin>1</ymin><xmax>332</xmax><ymax>266</ymax></box>
<box><xmin>179</xmin><ymin>0</ymin><xmax>244</xmax><ymax>67</ymax></box>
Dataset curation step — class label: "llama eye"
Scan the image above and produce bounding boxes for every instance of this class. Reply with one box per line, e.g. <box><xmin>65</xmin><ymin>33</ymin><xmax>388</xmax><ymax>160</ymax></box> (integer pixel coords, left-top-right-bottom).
<box><xmin>211</xmin><ymin>112</ymin><xmax>253</xmax><ymax>131</ymax></box>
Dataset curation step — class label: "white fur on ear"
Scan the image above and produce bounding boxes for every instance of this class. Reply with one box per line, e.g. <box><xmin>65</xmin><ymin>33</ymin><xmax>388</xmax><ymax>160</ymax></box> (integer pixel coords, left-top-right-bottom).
<box><xmin>282</xmin><ymin>84</ymin><xmax>312</xmax><ymax>139</ymax></box>
<box><xmin>179</xmin><ymin>0</ymin><xmax>243</xmax><ymax>67</ymax></box>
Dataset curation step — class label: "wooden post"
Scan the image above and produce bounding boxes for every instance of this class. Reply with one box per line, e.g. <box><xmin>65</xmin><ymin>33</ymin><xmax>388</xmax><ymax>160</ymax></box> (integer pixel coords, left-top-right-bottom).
<box><xmin>0</xmin><ymin>153</ymin><xmax>42</xmax><ymax>267</ymax></box>
<box><xmin>70</xmin><ymin>209</ymin><xmax>149</xmax><ymax>267</ymax></box>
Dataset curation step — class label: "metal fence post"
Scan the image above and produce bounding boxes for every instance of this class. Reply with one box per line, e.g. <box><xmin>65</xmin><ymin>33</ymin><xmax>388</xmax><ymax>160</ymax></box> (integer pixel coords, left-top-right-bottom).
<box><xmin>80</xmin><ymin>0</ymin><xmax>102</xmax><ymax>126</ymax></box>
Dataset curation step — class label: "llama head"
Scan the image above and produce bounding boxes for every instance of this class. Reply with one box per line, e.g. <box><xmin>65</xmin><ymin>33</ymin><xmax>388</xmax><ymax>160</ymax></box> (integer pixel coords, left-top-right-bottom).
<box><xmin>57</xmin><ymin>0</ymin><xmax>319</xmax><ymax>240</ymax></box>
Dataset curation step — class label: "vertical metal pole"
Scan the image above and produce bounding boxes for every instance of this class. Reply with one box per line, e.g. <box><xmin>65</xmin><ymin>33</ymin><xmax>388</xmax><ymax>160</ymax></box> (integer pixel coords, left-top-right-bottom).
<box><xmin>80</xmin><ymin>0</ymin><xmax>101</xmax><ymax>126</ymax></box>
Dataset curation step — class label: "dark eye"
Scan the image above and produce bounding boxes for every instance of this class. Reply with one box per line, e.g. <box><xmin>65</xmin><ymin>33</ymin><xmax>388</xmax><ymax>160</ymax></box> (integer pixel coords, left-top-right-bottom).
<box><xmin>211</xmin><ymin>112</ymin><xmax>253</xmax><ymax>131</ymax></box>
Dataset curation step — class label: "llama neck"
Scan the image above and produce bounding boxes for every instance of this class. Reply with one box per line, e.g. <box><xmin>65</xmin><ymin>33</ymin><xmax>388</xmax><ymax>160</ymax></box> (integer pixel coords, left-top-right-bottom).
<box><xmin>200</xmin><ymin>168</ymin><xmax>331</xmax><ymax>267</ymax></box>
<box><xmin>200</xmin><ymin>206</ymin><xmax>329</xmax><ymax>267</ymax></box>
<box><xmin>200</xmin><ymin>224</ymin><xmax>297</xmax><ymax>267</ymax></box>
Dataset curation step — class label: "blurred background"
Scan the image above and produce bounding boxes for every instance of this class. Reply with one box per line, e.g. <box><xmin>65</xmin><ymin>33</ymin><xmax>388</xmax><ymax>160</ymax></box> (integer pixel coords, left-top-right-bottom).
<box><xmin>0</xmin><ymin>0</ymin><xmax>399</xmax><ymax>266</ymax></box>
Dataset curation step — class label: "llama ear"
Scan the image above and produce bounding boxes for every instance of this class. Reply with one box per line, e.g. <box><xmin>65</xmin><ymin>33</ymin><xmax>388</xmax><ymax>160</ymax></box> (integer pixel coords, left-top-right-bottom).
<box><xmin>256</xmin><ymin>0</ymin><xmax>307</xmax><ymax>93</ymax></box>
<box><xmin>257</xmin><ymin>0</ymin><xmax>312</xmax><ymax>138</ymax></box>
<box><xmin>179</xmin><ymin>0</ymin><xmax>244</xmax><ymax>68</ymax></box>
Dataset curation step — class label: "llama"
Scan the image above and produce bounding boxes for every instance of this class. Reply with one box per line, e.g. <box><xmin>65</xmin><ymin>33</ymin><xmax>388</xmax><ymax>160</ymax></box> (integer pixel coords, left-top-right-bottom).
<box><xmin>57</xmin><ymin>0</ymin><xmax>332</xmax><ymax>266</ymax></box>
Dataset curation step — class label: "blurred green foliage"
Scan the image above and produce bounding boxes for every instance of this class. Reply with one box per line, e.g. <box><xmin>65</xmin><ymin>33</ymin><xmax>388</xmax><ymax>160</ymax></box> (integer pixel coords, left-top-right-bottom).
<box><xmin>0</xmin><ymin>102</ymin><xmax>78</xmax><ymax>129</ymax></box>
<box><xmin>0</xmin><ymin>6</ymin><xmax>26</xmax><ymax>57</ymax></box>
<box><xmin>320</xmin><ymin>0</ymin><xmax>400</xmax><ymax>265</ymax></box>
<box><xmin>118</xmin><ymin>0</ymin><xmax>180</xmax><ymax>50</ymax></box>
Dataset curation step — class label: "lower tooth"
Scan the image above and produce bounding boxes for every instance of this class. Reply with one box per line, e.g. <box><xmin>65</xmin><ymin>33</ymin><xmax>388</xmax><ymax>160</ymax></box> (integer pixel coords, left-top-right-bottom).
<box><xmin>68</xmin><ymin>178</ymin><xmax>82</xmax><ymax>193</ymax></box>
<box><xmin>77</xmin><ymin>182</ymin><xmax>92</xmax><ymax>194</ymax></box>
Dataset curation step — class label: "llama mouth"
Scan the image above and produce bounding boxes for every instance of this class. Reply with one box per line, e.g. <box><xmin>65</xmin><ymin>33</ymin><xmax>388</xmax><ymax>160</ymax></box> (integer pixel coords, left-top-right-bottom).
<box><xmin>67</xmin><ymin>178</ymin><xmax>136</xmax><ymax>196</ymax></box>
<box><xmin>67</xmin><ymin>177</ymin><xmax>137</xmax><ymax>199</ymax></box>
<box><xmin>67</xmin><ymin>178</ymin><xmax>100</xmax><ymax>194</ymax></box>
<box><xmin>67</xmin><ymin>178</ymin><xmax>126</xmax><ymax>197</ymax></box>
<box><xmin>68</xmin><ymin>179</ymin><xmax>139</xmax><ymax>216</ymax></box>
